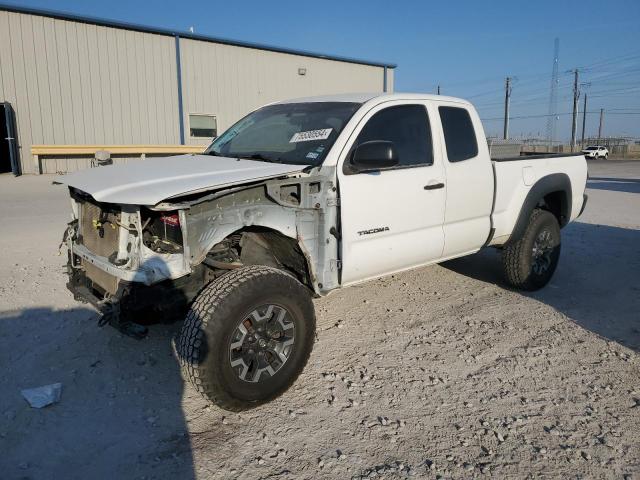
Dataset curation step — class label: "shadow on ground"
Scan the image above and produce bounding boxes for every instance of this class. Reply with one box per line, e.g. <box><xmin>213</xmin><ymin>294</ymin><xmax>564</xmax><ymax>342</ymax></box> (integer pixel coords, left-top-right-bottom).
<box><xmin>442</xmin><ymin>222</ymin><xmax>640</xmax><ymax>352</ymax></box>
<box><xmin>0</xmin><ymin>307</ymin><xmax>196</xmax><ymax>479</ymax></box>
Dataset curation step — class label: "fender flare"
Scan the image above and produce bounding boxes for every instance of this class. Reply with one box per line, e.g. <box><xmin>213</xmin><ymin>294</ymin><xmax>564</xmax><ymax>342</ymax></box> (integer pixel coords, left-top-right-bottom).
<box><xmin>506</xmin><ymin>173</ymin><xmax>572</xmax><ymax>246</ymax></box>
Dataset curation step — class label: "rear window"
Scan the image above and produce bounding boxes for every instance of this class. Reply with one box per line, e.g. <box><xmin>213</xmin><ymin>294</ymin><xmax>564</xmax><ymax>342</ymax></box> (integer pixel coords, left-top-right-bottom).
<box><xmin>438</xmin><ymin>106</ymin><xmax>478</xmax><ymax>162</ymax></box>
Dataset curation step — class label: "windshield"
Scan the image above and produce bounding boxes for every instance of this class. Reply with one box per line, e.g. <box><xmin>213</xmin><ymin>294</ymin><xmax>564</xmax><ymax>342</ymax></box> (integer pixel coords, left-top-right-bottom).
<box><xmin>586</xmin><ymin>146</ymin><xmax>597</xmax><ymax>150</ymax></box>
<box><xmin>205</xmin><ymin>102</ymin><xmax>361</xmax><ymax>166</ymax></box>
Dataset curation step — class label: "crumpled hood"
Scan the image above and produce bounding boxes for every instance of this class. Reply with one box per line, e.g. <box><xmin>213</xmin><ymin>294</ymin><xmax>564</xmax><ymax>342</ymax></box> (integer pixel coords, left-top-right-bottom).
<box><xmin>55</xmin><ymin>154</ymin><xmax>306</xmax><ymax>205</ymax></box>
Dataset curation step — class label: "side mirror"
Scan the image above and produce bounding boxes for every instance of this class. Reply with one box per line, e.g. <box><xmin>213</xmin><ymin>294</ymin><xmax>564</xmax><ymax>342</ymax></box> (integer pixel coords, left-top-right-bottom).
<box><xmin>350</xmin><ymin>141</ymin><xmax>399</xmax><ymax>172</ymax></box>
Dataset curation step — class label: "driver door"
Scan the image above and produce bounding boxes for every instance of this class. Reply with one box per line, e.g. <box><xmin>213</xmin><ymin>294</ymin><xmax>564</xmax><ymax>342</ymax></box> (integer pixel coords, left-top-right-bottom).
<box><xmin>337</xmin><ymin>101</ymin><xmax>446</xmax><ymax>285</ymax></box>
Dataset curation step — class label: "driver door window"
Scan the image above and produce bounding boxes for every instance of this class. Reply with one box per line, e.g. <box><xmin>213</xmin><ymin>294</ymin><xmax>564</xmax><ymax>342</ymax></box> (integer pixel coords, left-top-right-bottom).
<box><xmin>347</xmin><ymin>104</ymin><xmax>433</xmax><ymax>171</ymax></box>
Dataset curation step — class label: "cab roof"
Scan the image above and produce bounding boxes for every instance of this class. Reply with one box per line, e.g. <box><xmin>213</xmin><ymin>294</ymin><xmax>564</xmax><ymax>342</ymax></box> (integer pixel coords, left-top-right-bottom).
<box><xmin>277</xmin><ymin>92</ymin><xmax>472</xmax><ymax>106</ymax></box>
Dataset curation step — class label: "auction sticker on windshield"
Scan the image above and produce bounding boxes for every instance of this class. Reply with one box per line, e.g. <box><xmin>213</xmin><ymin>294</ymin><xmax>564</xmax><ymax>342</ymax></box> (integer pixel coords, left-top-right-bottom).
<box><xmin>290</xmin><ymin>128</ymin><xmax>332</xmax><ymax>143</ymax></box>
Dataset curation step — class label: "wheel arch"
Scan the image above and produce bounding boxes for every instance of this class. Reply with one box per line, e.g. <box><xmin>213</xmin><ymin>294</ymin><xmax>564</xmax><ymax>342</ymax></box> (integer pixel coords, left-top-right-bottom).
<box><xmin>506</xmin><ymin>173</ymin><xmax>572</xmax><ymax>246</ymax></box>
<box><xmin>209</xmin><ymin>226</ymin><xmax>317</xmax><ymax>294</ymax></box>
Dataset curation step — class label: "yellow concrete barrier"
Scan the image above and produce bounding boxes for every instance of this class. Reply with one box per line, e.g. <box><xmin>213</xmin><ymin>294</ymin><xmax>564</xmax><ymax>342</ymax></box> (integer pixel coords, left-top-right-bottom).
<box><xmin>31</xmin><ymin>144</ymin><xmax>205</xmax><ymax>174</ymax></box>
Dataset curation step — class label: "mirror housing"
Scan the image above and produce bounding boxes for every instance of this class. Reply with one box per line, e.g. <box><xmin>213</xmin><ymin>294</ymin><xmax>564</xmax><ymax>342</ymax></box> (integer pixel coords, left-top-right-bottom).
<box><xmin>350</xmin><ymin>141</ymin><xmax>399</xmax><ymax>172</ymax></box>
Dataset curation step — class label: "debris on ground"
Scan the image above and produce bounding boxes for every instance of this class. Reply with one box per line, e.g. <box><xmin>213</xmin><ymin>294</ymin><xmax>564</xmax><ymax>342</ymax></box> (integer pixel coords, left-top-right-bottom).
<box><xmin>20</xmin><ymin>383</ymin><xmax>63</xmax><ymax>408</ymax></box>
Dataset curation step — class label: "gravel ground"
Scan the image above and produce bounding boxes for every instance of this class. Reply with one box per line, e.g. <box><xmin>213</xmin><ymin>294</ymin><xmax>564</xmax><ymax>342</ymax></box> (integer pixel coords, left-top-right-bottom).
<box><xmin>0</xmin><ymin>160</ymin><xmax>639</xmax><ymax>479</ymax></box>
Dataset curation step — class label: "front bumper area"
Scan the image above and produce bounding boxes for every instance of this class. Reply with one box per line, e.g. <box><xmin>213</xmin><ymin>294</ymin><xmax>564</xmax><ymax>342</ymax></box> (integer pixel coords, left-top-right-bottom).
<box><xmin>72</xmin><ymin>242</ymin><xmax>192</xmax><ymax>286</ymax></box>
<box><xmin>67</xmin><ymin>256</ymin><xmax>201</xmax><ymax>338</ymax></box>
<box><xmin>67</xmin><ymin>266</ymin><xmax>148</xmax><ymax>338</ymax></box>
<box><xmin>72</xmin><ymin>243</ymin><xmax>150</xmax><ymax>284</ymax></box>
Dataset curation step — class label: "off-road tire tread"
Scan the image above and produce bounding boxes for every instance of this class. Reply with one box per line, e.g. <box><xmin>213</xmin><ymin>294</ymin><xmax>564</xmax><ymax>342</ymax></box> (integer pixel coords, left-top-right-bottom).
<box><xmin>175</xmin><ymin>265</ymin><xmax>314</xmax><ymax>411</ymax></box>
<box><xmin>502</xmin><ymin>208</ymin><xmax>559</xmax><ymax>291</ymax></box>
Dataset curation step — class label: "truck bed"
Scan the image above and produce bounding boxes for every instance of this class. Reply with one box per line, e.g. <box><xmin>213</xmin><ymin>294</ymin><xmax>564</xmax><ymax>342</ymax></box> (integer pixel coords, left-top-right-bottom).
<box><xmin>489</xmin><ymin>153</ymin><xmax>588</xmax><ymax>246</ymax></box>
<box><xmin>491</xmin><ymin>152</ymin><xmax>586</xmax><ymax>162</ymax></box>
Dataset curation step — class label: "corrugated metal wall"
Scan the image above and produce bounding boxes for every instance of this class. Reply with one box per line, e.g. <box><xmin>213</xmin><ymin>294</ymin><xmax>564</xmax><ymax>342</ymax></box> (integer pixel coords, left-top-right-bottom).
<box><xmin>180</xmin><ymin>39</ymin><xmax>390</xmax><ymax>146</ymax></box>
<box><xmin>0</xmin><ymin>9</ymin><xmax>391</xmax><ymax>174</ymax></box>
<box><xmin>0</xmin><ymin>10</ymin><xmax>179</xmax><ymax>173</ymax></box>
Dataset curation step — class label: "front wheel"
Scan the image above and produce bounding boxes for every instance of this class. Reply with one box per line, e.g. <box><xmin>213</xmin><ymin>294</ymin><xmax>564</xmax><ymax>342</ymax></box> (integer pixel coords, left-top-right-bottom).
<box><xmin>502</xmin><ymin>209</ymin><xmax>561</xmax><ymax>291</ymax></box>
<box><xmin>176</xmin><ymin>265</ymin><xmax>315</xmax><ymax>411</ymax></box>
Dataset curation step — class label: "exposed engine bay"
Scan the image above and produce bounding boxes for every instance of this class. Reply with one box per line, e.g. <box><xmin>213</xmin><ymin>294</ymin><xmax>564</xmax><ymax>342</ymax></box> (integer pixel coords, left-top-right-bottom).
<box><xmin>141</xmin><ymin>209</ymin><xmax>184</xmax><ymax>255</ymax></box>
<box><xmin>62</xmin><ymin>172</ymin><xmax>340</xmax><ymax>338</ymax></box>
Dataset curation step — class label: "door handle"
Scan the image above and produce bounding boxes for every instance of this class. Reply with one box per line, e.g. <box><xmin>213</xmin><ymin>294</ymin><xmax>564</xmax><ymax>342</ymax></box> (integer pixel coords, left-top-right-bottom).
<box><xmin>424</xmin><ymin>182</ymin><xmax>445</xmax><ymax>190</ymax></box>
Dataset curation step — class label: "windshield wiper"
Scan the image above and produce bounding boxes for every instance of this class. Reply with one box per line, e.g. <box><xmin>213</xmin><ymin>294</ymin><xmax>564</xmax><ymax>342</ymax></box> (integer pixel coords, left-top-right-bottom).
<box><xmin>245</xmin><ymin>153</ymin><xmax>282</xmax><ymax>163</ymax></box>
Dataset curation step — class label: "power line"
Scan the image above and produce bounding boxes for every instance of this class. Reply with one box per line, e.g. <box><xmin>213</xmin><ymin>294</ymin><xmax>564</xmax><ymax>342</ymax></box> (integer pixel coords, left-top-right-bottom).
<box><xmin>431</xmin><ymin>51</ymin><xmax>640</xmax><ymax>140</ymax></box>
<box><xmin>594</xmin><ymin>84</ymin><xmax>640</xmax><ymax>93</ymax></box>
<box><xmin>443</xmin><ymin>65</ymin><xmax>639</xmax><ymax>109</ymax></box>
<box><xmin>432</xmin><ymin>50</ymin><xmax>640</xmax><ymax>103</ymax></box>
<box><xmin>467</xmin><ymin>65</ymin><xmax>638</xmax><ymax>102</ymax></box>
<box><xmin>480</xmin><ymin>110</ymin><xmax>640</xmax><ymax>121</ymax></box>
<box><xmin>580</xmin><ymin>52</ymin><xmax>640</xmax><ymax>72</ymax></box>
<box><xmin>475</xmin><ymin>80</ymin><xmax>639</xmax><ymax>116</ymax></box>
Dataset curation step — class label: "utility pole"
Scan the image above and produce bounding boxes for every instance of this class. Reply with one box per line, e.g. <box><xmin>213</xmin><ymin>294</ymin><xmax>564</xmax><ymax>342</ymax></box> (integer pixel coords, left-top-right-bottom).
<box><xmin>503</xmin><ymin>76</ymin><xmax>512</xmax><ymax>140</ymax></box>
<box><xmin>437</xmin><ymin>85</ymin><xmax>441</xmax><ymax>95</ymax></box>
<box><xmin>546</xmin><ymin>38</ymin><xmax>560</xmax><ymax>148</ymax></box>
<box><xmin>570</xmin><ymin>69</ymin><xmax>579</xmax><ymax>152</ymax></box>
<box><xmin>580</xmin><ymin>94</ymin><xmax>587</xmax><ymax>147</ymax></box>
<box><xmin>598</xmin><ymin>108</ymin><xmax>604</xmax><ymax>142</ymax></box>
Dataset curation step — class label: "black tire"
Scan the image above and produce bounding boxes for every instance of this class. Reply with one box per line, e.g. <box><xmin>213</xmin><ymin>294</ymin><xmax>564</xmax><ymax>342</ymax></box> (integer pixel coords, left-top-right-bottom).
<box><xmin>502</xmin><ymin>209</ymin><xmax>561</xmax><ymax>291</ymax></box>
<box><xmin>175</xmin><ymin>265</ymin><xmax>315</xmax><ymax>411</ymax></box>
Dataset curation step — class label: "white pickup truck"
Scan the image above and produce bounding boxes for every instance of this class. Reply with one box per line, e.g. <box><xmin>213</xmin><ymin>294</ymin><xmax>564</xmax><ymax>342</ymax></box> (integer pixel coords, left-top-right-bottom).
<box><xmin>57</xmin><ymin>93</ymin><xmax>588</xmax><ymax>411</ymax></box>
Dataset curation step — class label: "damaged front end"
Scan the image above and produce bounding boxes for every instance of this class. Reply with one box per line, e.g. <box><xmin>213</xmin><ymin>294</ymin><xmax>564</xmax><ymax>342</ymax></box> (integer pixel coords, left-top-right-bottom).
<box><xmin>64</xmin><ymin>189</ymin><xmax>199</xmax><ymax>337</ymax></box>
<box><xmin>62</xmin><ymin>169</ymin><xmax>341</xmax><ymax>338</ymax></box>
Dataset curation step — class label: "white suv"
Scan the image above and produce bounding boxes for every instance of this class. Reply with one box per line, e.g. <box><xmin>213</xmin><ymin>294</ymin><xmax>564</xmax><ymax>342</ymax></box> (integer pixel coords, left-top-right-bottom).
<box><xmin>581</xmin><ymin>145</ymin><xmax>609</xmax><ymax>159</ymax></box>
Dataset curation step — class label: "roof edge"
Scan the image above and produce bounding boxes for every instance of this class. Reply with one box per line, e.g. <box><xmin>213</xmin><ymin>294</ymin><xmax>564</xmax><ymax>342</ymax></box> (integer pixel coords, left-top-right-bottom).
<box><xmin>0</xmin><ymin>3</ymin><xmax>397</xmax><ymax>69</ymax></box>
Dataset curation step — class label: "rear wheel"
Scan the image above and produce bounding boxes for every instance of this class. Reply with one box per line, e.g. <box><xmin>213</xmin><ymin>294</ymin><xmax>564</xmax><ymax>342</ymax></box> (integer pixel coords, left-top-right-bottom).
<box><xmin>175</xmin><ymin>265</ymin><xmax>315</xmax><ymax>411</ymax></box>
<box><xmin>502</xmin><ymin>209</ymin><xmax>561</xmax><ymax>291</ymax></box>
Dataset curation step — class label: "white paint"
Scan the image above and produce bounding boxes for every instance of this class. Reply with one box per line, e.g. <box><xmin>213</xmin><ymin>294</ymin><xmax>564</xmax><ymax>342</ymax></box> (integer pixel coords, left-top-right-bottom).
<box><xmin>433</xmin><ymin>100</ymin><xmax>493</xmax><ymax>257</ymax></box>
<box><xmin>327</xmin><ymin>93</ymin><xmax>587</xmax><ymax>284</ymax></box>
<box><xmin>337</xmin><ymin>99</ymin><xmax>446</xmax><ymax>285</ymax></box>
<box><xmin>490</xmin><ymin>155</ymin><xmax>588</xmax><ymax>244</ymax></box>
<box><xmin>522</xmin><ymin>166</ymin><xmax>535</xmax><ymax>186</ymax></box>
<box><xmin>58</xmin><ymin>92</ymin><xmax>588</xmax><ymax>292</ymax></box>
<box><xmin>54</xmin><ymin>155</ymin><xmax>305</xmax><ymax>205</ymax></box>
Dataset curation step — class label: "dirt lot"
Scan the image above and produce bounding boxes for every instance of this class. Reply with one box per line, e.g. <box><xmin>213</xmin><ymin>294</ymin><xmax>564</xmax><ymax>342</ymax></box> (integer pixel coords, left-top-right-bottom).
<box><xmin>0</xmin><ymin>160</ymin><xmax>639</xmax><ymax>479</ymax></box>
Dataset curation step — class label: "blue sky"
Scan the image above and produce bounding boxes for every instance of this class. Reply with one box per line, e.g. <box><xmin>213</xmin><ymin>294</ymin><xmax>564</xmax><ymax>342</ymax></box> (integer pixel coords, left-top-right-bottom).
<box><xmin>6</xmin><ymin>0</ymin><xmax>640</xmax><ymax>141</ymax></box>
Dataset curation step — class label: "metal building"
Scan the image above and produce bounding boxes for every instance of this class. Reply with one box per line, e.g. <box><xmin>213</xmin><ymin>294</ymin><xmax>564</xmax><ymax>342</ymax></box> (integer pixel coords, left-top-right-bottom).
<box><xmin>0</xmin><ymin>4</ymin><xmax>395</xmax><ymax>175</ymax></box>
